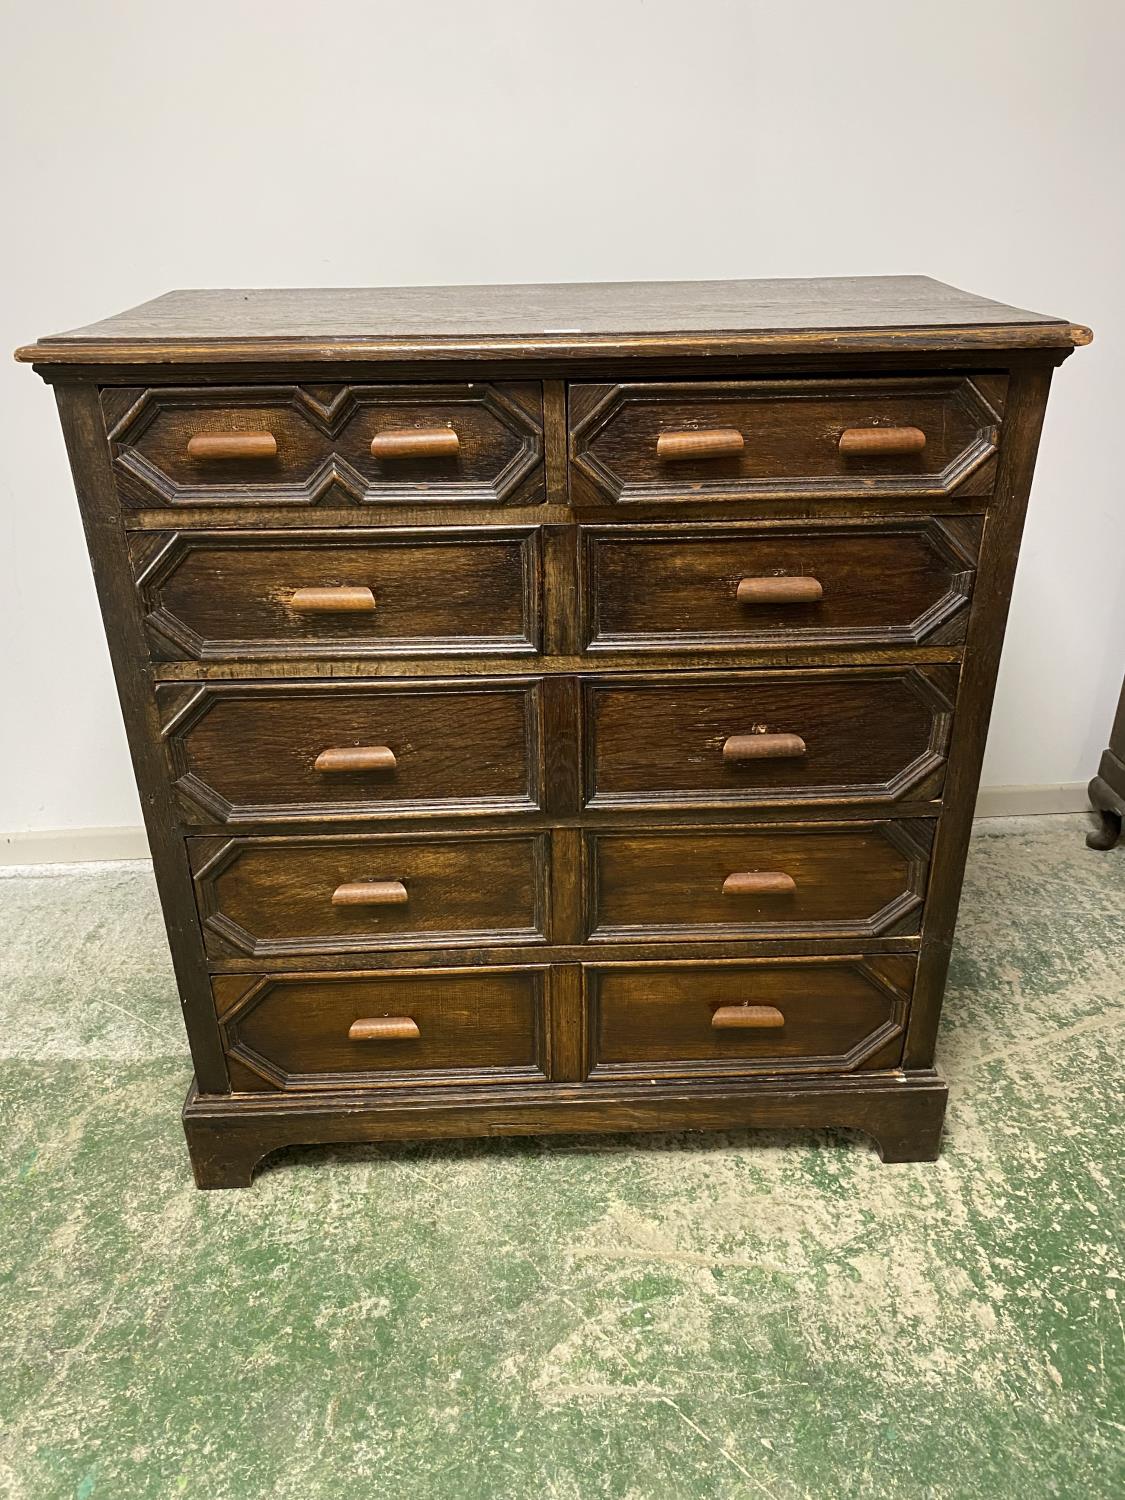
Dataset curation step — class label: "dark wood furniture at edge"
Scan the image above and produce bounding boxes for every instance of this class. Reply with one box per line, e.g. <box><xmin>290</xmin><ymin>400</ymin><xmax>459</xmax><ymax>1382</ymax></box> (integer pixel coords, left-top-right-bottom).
<box><xmin>1087</xmin><ymin>677</ymin><xmax>1125</xmax><ymax>849</ymax></box>
<box><xmin>17</xmin><ymin>277</ymin><xmax>1090</xmax><ymax>1186</ymax></box>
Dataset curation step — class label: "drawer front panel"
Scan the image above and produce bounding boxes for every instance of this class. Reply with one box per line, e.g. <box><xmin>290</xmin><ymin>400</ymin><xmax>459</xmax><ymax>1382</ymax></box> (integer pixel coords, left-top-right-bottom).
<box><xmin>131</xmin><ymin>527</ymin><xmax>541</xmax><ymax>661</ymax></box>
<box><xmin>214</xmin><ymin>967</ymin><xmax>548</xmax><ymax>1090</ymax></box>
<box><xmin>585</xmin><ymin>957</ymin><xmax>913</xmax><ymax>1079</ymax></box>
<box><xmin>104</xmin><ymin>383</ymin><xmax>544</xmax><ymax>508</ymax></box>
<box><xmin>569</xmin><ymin>377</ymin><xmax>1005</xmax><ymax>506</ymax></box>
<box><xmin>584</xmin><ymin>668</ymin><xmax>955</xmax><ymax>810</ymax></box>
<box><xmin>192</xmin><ymin>832</ymin><xmax>550</xmax><ymax>957</ymax></box>
<box><xmin>586</xmin><ymin>821</ymin><xmax>932</xmax><ymax>942</ymax></box>
<box><xmin>582</xmin><ymin>518</ymin><xmax>981</xmax><ymax>652</ymax></box>
<box><xmin>158</xmin><ymin>678</ymin><xmax>544</xmax><ymax>826</ymax></box>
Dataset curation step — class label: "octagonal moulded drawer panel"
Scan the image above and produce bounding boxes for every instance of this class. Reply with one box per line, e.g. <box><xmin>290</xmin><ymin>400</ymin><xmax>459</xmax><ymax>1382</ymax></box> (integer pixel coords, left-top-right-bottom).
<box><xmin>157</xmin><ymin>678</ymin><xmax>545</xmax><ymax>827</ymax></box>
<box><xmin>129</xmin><ymin>527</ymin><xmax>542</xmax><ymax>662</ymax></box>
<box><xmin>584</xmin><ymin>956</ymin><xmax>915</xmax><ymax>1080</ymax></box>
<box><xmin>583</xmin><ymin>667</ymin><xmax>957</xmax><ymax>811</ymax></box>
<box><xmin>585</xmin><ymin>820</ymin><xmax>934</xmax><ymax>943</ymax></box>
<box><xmin>581</xmin><ymin>517</ymin><xmax>982</xmax><ymax>653</ymax></box>
<box><xmin>190</xmin><ymin>831</ymin><xmax>551</xmax><ymax>958</ymax></box>
<box><xmin>102</xmin><ymin>382</ymin><xmax>545</xmax><ymax>508</ymax></box>
<box><xmin>568</xmin><ymin>376</ymin><xmax>1006</xmax><ymax>507</ymax></box>
<box><xmin>213</xmin><ymin>966</ymin><xmax>549</xmax><ymax>1091</ymax></box>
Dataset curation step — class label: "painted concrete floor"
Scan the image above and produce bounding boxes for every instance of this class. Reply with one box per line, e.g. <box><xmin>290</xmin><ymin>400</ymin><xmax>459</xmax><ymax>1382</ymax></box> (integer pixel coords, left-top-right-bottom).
<box><xmin>0</xmin><ymin>815</ymin><xmax>1122</xmax><ymax>1499</ymax></box>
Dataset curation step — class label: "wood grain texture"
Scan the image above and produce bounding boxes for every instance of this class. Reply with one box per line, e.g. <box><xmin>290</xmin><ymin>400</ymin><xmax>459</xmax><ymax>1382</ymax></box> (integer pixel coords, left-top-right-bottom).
<box><xmin>570</xmin><ymin>376</ymin><xmax>1004</xmax><ymax>506</ymax></box>
<box><xmin>586</xmin><ymin>820</ymin><xmax>930</xmax><ymax>942</ymax></box>
<box><xmin>288</xmin><ymin>586</ymin><xmax>376</xmax><ymax>613</ymax></box>
<box><xmin>213</xmin><ymin>966</ymin><xmax>549</xmax><ymax>1090</ymax></box>
<box><xmin>198</xmin><ymin>934</ymin><xmax>925</xmax><ymax>976</ymax></box>
<box><xmin>722</xmin><ymin>871</ymin><xmax>797</xmax><ymax>897</ymax></box>
<box><xmin>838</xmin><ymin>425</ymin><xmax>926</xmax><ymax>456</ymax></box>
<box><xmin>585</xmin><ymin>955</ymin><xmax>913</xmax><ymax>1078</ymax></box>
<box><xmin>722</xmin><ymin>733</ymin><xmax>807</xmax><ymax>763</ymax></box>
<box><xmin>711</xmin><ymin>1005</ymin><xmax>785</xmax><ymax>1029</ymax></box>
<box><xmin>187</xmin><ymin>431</ymin><xmax>277</xmax><ymax>460</ymax></box>
<box><xmin>331</xmin><ymin>880</ymin><xmax>409</xmax><ymax>906</ymax></box>
<box><xmin>656</xmin><ymin>427</ymin><xmax>745</xmax><ymax>461</ymax></box>
<box><xmin>51</xmin><ymin>384</ymin><xmax>230</xmax><ymax>1093</ymax></box>
<box><xmin>582</xmin><ymin>516</ymin><xmax>981</xmax><ymax>653</ymax></box>
<box><xmin>182</xmin><ymin>1070</ymin><xmax>950</xmax><ymax>1187</ymax></box>
<box><xmin>736</xmin><ymin>576</ymin><xmax>824</xmax><ymax>605</ymax></box>
<box><xmin>160</xmin><ymin>677</ymin><xmax>545</xmax><ymax>826</ymax></box>
<box><xmin>130</xmin><ymin>526</ymin><xmax>541</xmax><ymax>661</ymax></box>
<box><xmin>584</xmin><ymin>666</ymin><xmax>955</xmax><ymax>811</ymax></box>
<box><xmin>370</xmin><ymin>427</ymin><xmax>459</xmax><ymax>459</ymax></box>
<box><xmin>191</xmin><ymin>831</ymin><xmax>550</xmax><ymax>956</ymax></box>
<box><xmin>152</xmin><ymin>649</ymin><xmax>968</xmax><ymax>681</ymax></box>
<box><xmin>19</xmin><ymin>275</ymin><xmax>1086</xmax><ymax>1186</ymax></box>
<box><xmin>105</xmin><ymin>383</ymin><xmax>544</xmax><ymax>508</ymax></box>
<box><xmin>314</xmin><ymin>745</ymin><xmax>397</xmax><ymax>773</ymax></box>
<box><xmin>17</xmin><ymin>276</ymin><xmax>1088</xmax><ymax>366</ymax></box>
<box><xmin>348</xmin><ymin>1016</ymin><xmax>420</xmax><ymax>1041</ymax></box>
<box><xmin>904</xmin><ymin>365</ymin><xmax>1055</xmax><ymax>1068</ymax></box>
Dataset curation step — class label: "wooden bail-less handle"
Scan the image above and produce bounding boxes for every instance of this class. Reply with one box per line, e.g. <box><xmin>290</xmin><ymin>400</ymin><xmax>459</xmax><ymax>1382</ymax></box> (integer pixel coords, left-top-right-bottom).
<box><xmin>371</xmin><ymin>427</ymin><xmax>460</xmax><ymax>460</ymax></box>
<box><xmin>656</xmin><ymin>427</ymin><xmax>745</xmax><ymax>462</ymax></box>
<box><xmin>332</xmin><ymin>880</ymin><xmax>408</xmax><ymax>907</ymax></box>
<box><xmin>348</xmin><ymin>1016</ymin><xmax>420</xmax><ymax>1041</ymax></box>
<box><xmin>712</xmin><ymin>1005</ymin><xmax>785</xmax><ymax>1030</ymax></box>
<box><xmin>722</xmin><ymin>871</ymin><xmax>797</xmax><ymax>897</ymax></box>
<box><xmin>737</xmin><ymin>577</ymin><xmax>824</xmax><ymax>605</ymax></box>
<box><xmin>838</xmin><ymin>426</ymin><xmax>926</xmax><ymax>456</ymax></box>
<box><xmin>289</xmin><ymin>586</ymin><xmax>376</xmax><ymax>614</ymax></box>
<box><xmin>186</xmin><ymin>432</ymin><xmax>277</xmax><ymax>460</ymax></box>
<box><xmin>723</xmin><ymin>733</ymin><xmax>806</xmax><ymax>763</ymax></box>
<box><xmin>314</xmin><ymin>746</ymin><xmax>397</xmax><ymax>773</ymax></box>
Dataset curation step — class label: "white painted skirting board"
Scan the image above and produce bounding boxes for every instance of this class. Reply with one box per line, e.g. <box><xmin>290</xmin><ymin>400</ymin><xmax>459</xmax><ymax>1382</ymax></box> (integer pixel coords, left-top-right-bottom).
<box><xmin>972</xmin><ymin>783</ymin><xmax>1090</xmax><ymax>818</ymax></box>
<box><xmin>0</xmin><ymin>785</ymin><xmax>1095</xmax><ymax>865</ymax></box>
<box><xmin>0</xmin><ymin>826</ymin><xmax>152</xmax><ymax>865</ymax></box>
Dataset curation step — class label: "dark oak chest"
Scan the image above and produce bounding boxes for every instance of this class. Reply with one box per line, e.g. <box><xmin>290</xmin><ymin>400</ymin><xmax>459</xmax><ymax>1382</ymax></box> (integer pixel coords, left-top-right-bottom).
<box><xmin>17</xmin><ymin>276</ymin><xmax>1089</xmax><ymax>1186</ymax></box>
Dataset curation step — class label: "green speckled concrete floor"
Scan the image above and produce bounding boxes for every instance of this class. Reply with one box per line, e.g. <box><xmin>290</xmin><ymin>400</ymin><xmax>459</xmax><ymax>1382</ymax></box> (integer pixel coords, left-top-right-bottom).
<box><xmin>1</xmin><ymin>815</ymin><xmax>1122</xmax><ymax>1499</ymax></box>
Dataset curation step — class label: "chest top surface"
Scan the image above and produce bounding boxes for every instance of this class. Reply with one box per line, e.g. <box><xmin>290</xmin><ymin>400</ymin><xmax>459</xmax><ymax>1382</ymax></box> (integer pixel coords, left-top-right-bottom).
<box><xmin>16</xmin><ymin>276</ymin><xmax>1089</xmax><ymax>366</ymax></box>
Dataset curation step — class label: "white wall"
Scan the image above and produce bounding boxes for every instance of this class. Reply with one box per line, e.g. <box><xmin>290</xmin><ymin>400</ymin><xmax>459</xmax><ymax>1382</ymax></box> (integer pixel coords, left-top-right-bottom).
<box><xmin>2</xmin><ymin>0</ymin><xmax>1122</xmax><ymax>842</ymax></box>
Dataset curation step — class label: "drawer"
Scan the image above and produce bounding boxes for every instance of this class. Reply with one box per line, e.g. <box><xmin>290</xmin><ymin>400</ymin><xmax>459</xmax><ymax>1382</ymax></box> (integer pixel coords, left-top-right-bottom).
<box><xmin>584</xmin><ymin>957</ymin><xmax>913</xmax><ymax>1079</ymax></box>
<box><xmin>191</xmin><ymin>832</ymin><xmax>550</xmax><ymax>956</ymax></box>
<box><xmin>213</xmin><ymin>967</ymin><xmax>549</xmax><ymax>1091</ymax></box>
<box><xmin>158</xmin><ymin>677</ymin><xmax>545</xmax><ymax>827</ymax></box>
<box><xmin>583</xmin><ymin>667</ymin><xmax>955</xmax><ymax>810</ymax></box>
<box><xmin>581</xmin><ymin>517</ymin><xmax>981</xmax><ymax>653</ymax></box>
<box><xmin>131</xmin><ymin>527</ymin><xmax>541</xmax><ymax>661</ymax></box>
<box><xmin>569</xmin><ymin>376</ymin><xmax>1005</xmax><ymax>506</ymax></box>
<box><xmin>586</xmin><ymin>820</ymin><xmax>932</xmax><ymax>942</ymax></box>
<box><xmin>103</xmin><ymin>382</ymin><xmax>544</xmax><ymax>508</ymax></box>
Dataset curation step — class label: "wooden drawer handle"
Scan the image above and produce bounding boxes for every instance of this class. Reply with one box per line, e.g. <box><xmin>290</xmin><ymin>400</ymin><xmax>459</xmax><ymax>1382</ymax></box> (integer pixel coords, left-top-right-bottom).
<box><xmin>722</xmin><ymin>871</ymin><xmax>797</xmax><ymax>897</ymax></box>
<box><xmin>186</xmin><ymin>432</ymin><xmax>277</xmax><ymax>461</ymax></box>
<box><xmin>838</xmin><ymin>426</ymin><xmax>926</xmax><ymax>456</ymax></box>
<box><xmin>348</xmin><ymin>1016</ymin><xmax>420</xmax><ymax>1041</ymax></box>
<box><xmin>656</xmin><ymin>427</ymin><xmax>745</xmax><ymax>462</ymax></box>
<box><xmin>722</xmin><ymin>733</ymin><xmax>806</xmax><ymax>763</ymax></box>
<box><xmin>737</xmin><ymin>576</ymin><xmax>823</xmax><ymax>605</ymax></box>
<box><xmin>370</xmin><ymin>427</ymin><xmax>460</xmax><ymax>460</ymax></box>
<box><xmin>332</xmin><ymin>880</ymin><xmax>408</xmax><ymax>907</ymax></box>
<box><xmin>712</xmin><ymin>1005</ymin><xmax>785</xmax><ymax>1030</ymax></box>
<box><xmin>314</xmin><ymin>746</ymin><xmax>397</xmax><ymax>773</ymax></box>
<box><xmin>288</xmin><ymin>586</ymin><xmax>376</xmax><ymax>614</ymax></box>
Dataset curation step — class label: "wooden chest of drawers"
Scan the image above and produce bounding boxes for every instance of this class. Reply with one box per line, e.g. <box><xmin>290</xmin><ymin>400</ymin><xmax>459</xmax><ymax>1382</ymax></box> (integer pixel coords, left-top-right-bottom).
<box><xmin>17</xmin><ymin>276</ymin><xmax>1089</xmax><ymax>1187</ymax></box>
